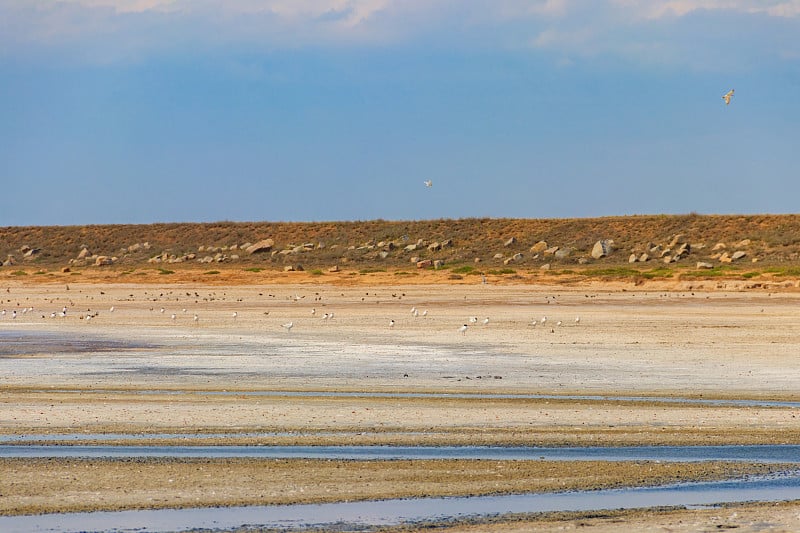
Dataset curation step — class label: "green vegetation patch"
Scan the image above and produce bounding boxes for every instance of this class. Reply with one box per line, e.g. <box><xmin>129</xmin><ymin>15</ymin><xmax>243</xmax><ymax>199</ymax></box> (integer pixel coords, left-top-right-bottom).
<box><xmin>359</xmin><ymin>268</ymin><xmax>386</xmax><ymax>274</ymax></box>
<box><xmin>10</xmin><ymin>270</ymin><xmax>28</xmax><ymax>276</ymax></box>
<box><xmin>310</xmin><ymin>269</ymin><xmax>324</xmax><ymax>276</ymax></box>
<box><xmin>244</xmin><ymin>267</ymin><xmax>263</xmax><ymax>273</ymax></box>
<box><xmin>157</xmin><ymin>268</ymin><xmax>175</xmax><ymax>275</ymax></box>
<box><xmin>763</xmin><ymin>266</ymin><xmax>800</xmax><ymax>277</ymax></box>
<box><xmin>450</xmin><ymin>265</ymin><xmax>476</xmax><ymax>274</ymax></box>
<box><xmin>394</xmin><ymin>271</ymin><xmax>418</xmax><ymax>276</ymax></box>
<box><xmin>486</xmin><ymin>268</ymin><xmax>516</xmax><ymax>275</ymax></box>
<box><xmin>204</xmin><ymin>270</ymin><xmax>221</xmax><ymax>275</ymax></box>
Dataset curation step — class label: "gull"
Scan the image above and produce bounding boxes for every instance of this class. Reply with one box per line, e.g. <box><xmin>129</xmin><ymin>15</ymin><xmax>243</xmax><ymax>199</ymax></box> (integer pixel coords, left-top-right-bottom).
<box><xmin>575</xmin><ymin>316</ymin><xmax>581</xmax><ymax>325</ymax></box>
<box><xmin>109</xmin><ymin>306</ymin><xmax>115</xmax><ymax>313</ymax></box>
<box><xmin>482</xmin><ymin>317</ymin><xmax>490</xmax><ymax>325</ymax></box>
<box><xmin>322</xmin><ymin>313</ymin><xmax>329</xmax><ymax>320</ymax></box>
<box><xmin>459</xmin><ymin>324</ymin><xmax>468</xmax><ymax>335</ymax></box>
<box><xmin>389</xmin><ymin>319</ymin><xmax>395</xmax><ymax>328</ymax></box>
<box><xmin>540</xmin><ymin>316</ymin><xmax>547</xmax><ymax>325</ymax></box>
<box><xmin>424</xmin><ymin>180</ymin><xmax>432</xmax><ymax>187</ymax></box>
<box><xmin>328</xmin><ymin>312</ymin><xmax>334</xmax><ymax>320</ymax></box>
<box><xmin>413</xmin><ymin>308</ymin><xmax>419</xmax><ymax>318</ymax></box>
<box><xmin>50</xmin><ymin>312</ymin><xmax>56</xmax><ymax>319</ymax></box>
<box><xmin>12</xmin><ymin>310</ymin><xmax>17</xmax><ymax>319</ymax></box>
<box><xmin>469</xmin><ymin>316</ymin><xmax>478</xmax><ymax>324</ymax></box>
<box><xmin>722</xmin><ymin>89</ymin><xmax>734</xmax><ymax>105</ymax></box>
<box><xmin>311</xmin><ymin>308</ymin><xmax>316</xmax><ymax>316</ymax></box>
<box><xmin>556</xmin><ymin>320</ymin><xmax>563</xmax><ymax>327</ymax></box>
<box><xmin>282</xmin><ymin>321</ymin><xmax>293</xmax><ymax>332</ymax></box>
<box><xmin>160</xmin><ymin>307</ymin><xmax>165</xmax><ymax>314</ymax></box>
<box><xmin>410</xmin><ymin>307</ymin><xmax>417</xmax><ymax>315</ymax></box>
<box><xmin>171</xmin><ymin>313</ymin><xmax>177</xmax><ymax>320</ymax></box>
<box><xmin>232</xmin><ymin>312</ymin><xmax>238</xmax><ymax>320</ymax></box>
<box><xmin>193</xmin><ymin>314</ymin><xmax>199</xmax><ymax>324</ymax></box>
<box><xmin>422</xmin><ymin>310</ymin><xmax>428</xmax><ymax>317</ymax></box>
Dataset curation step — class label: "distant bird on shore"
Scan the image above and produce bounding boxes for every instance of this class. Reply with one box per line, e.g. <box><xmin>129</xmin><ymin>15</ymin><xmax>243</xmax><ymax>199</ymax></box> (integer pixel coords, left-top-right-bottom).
<box><xmin>540</xmin><ymin>316</ymin><xmax>547</xmax><ymax>325</ymax></box>
<box><xmin>232</xmin><ymin>312</ymin><xmax>237</xmax><ymax>320</ymax></box>
<box><xmin>722</xmin><ymin>89</ymin><xmax>734</xmax><ymax>105</ymax></box>
<box><xmin>575</xmin><ymin>316</ymin><xmax>581</xmax><ymax>325</ymax></box>
<box><xmin>482</xmin><ymin>317</ymin><xmax>490</xmax><ymax>325</ymax></box>
<box><xmin>424</xmin><ymin>180</ymin><xmax>432</xmax><ymax>187</ymax></box>
<box><xmin>459</xmin><ymin>324</ymin><xmax>468</xmax><ymax>335</ymax></box>
<box><xmin>193</xmin><ymin>314</ymin><xmax>199</xmax><ymax>324</ymax></box>
<box><xmin>389</xmin><ymin>319</ymin><xmax>395</xmax><ymax>328</ymax></box>
<box><xmin>421</xmin><ymin>310</ymin><xmax>428</xmax><ymax>317</ymax></box>
<box><xmin>469</xmin><ymin>316</ymin><xmax>478</xmax><ymax>324</ymax></box>
<box><xmin>282</xmin><ymin>321</ymin><xmax>293</xmax><ymax>332</ymax></box>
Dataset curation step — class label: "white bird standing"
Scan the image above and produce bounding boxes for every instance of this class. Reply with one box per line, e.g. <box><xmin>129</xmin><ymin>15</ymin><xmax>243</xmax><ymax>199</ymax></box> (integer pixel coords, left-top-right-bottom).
<box><xmin>575</xmin><ymin>316</ymin><xmax>581</xmax><ymax>325</ymax></box>
<box><xmin>109</xmin><ymin>306</ymin><xmax>115</xmax><ymax>313</ymax></box>
<box><xmin>282</xmin><ymin>321</ymin><xmax>293</xmax><ymax>332</ymax></box>
<box><xmin>556</xmin><ymin>320</ymin><xmax>563</xmax><ymax>327</ymax></box>
<box><xmin>424</xmin><ymin>180</ymin><xmax>432</xmax><ymax>187</ymax></box>
<box><xmin>232</xmin><ymin>312</ymin><xmax>238</xmax><ymax>320</ymax></box>
<box><xmin>540</xmin><ymin>316</ymin><xmax>547</xmax><ymax>325</ymax></box>
<box><xmin>459</xmin><ymin>324</ymin><xmax>468</xmax><ymax>335</ymax></box>
<box><xmin>421</xmin><ymin>310</ymin><xmax>428</xmax><ymax>317</ymax></box>
<box><xmin>469</xmin><ymin>316</ymin><xmax>478</xmax><ymax>324</ymax></box>
<box><xmin>193</xmin><ymin>314</ymin><xmax>199</xmax><ymax>324</ymax></box>
<box><xmin>722</xmin><ymin>89</ymin><xmax>734</xmax><ymax>105</ymax></box>
<box><xmin>389</xmin><ymin>319</ymin><xmax>395</xmax><ymax>328</ymax></box>
<box><xmin>482</xmin><ymin>317</ymin><xmax>490</xmax><ymax>325</ymax></box>
<box><xmin>171</xmin><ymin>313</ymin><xmax>177</xmax><ymax>320</ymax></box>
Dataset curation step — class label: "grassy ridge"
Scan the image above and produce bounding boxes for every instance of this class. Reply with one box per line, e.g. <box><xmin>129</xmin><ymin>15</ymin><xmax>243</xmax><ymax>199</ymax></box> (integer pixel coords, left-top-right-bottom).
<box><xmin>2</xmin><ymin>214</ymin><xmax>800</xmax><ymax>276</ymax></box>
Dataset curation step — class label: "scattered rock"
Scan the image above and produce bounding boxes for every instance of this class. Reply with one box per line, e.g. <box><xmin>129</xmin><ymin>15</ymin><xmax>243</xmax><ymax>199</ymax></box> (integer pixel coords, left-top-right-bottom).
<box><xmin>591</xmin><ymin>240</ymin><xmax>613</xmax><ymax>259</ymax></box>
<box><xmin>404</xmin><ymin>244</ymin><xmax>418</xmax><ymax>252</ymax></box>
<box><xmin>504</xmin><ymin>237</ymin><xmax>516</xmax><ymax>247</ymax></box>
<box><xmin>544</xmin><ymin>246</ymin><xmax>559</xmax><ymax>256</ymax></box>
<box><xmin>540</xmin><ymin>263</ymin><xmax>551</xmax><ymax>270</ymax></box>
<box><xmin>95</xmin><ymin>256</ymin><xmax>114</xmax><ymax>266</ymax></box>
<box><xmin>696</xmin><ymin>262</ymin><xmax>714</xmax><ymax>269</ymax></box>
<box><xmin>493</xmin><ymin>253</ymin><xmax>504</xmax><ymax>259</ymax></box>
<box><xmin>433</xmin><ymin>259</ymin><xmax>445</xmax><ymax>269</ymax></box>
<box><xmin>416</xmin><ymin>259</ymin><xmax>432</xmax><ymax>269</ymax></box>
<box><xmin>328</xmin><ymin>265</ymin><xmax>340</xmax><ymax>272</ymax></box>
<box><xmin>283</xmin><ymin>265</ymin><xmax>295</xmax><ymax>272</ymax></box>
<box><xmin>77</xmin><ymin>248</ymin><xmax>91</xmax><ymax>260</ymax></box>
<box><xmin>428</xmin><ymin>242</ymin><xmax>441</xmax><ymax>252</ymax></box>
<box><xmin>246</xmin><ymin>239</ymin><xmax>275</xmax><ymax>254</ymax></box>
<box><xmin>629</xmin><ymin>254</ymin><xmax>638</xmax><ymax>264</ymax></box>
<box><xmin>735</xmin><ymin>239</ymin><xmax>751</xmax><ymax>247</ymax></box>
<box><xmin>554</xmin><ymin>249</ymin><xmax>571</xmax><ymax>260</ymax></box>
<box><xmin>61</xmin><ymin>266</ymin><xmax>71</xmax><ymax>273</ymax></box>
<box><xmin>731</xmin><ymin>251</ymin><xmax>747</xmax><ymax>261</ymax></box>
<box><xmin>712</xmin><ymin>242</ymin><xmax>727</xmax><ymax>251</ymax></box>
<box><xmin>530</xmin><ymin>241</ymin><xmax>548</xmax><ymax>254</ymax></box>
<box><xmin>639</xmin><ymin>253</ymin><xmax>649</xmax><ymax>262</ymax></box>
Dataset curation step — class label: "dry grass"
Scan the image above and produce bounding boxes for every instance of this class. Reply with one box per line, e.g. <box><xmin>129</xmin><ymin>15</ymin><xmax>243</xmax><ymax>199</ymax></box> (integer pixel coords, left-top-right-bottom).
<box><xmin>3</xmin><ymin>214</ymin><xmax>800</xmax><ymax>276</ymax></box>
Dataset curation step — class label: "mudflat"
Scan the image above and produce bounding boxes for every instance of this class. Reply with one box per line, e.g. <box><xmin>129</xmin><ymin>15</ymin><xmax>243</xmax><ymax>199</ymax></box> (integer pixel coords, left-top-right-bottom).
<box><xmin>1</xmin><ymin>278</ymin><xmax>799</xmax><ymax>530</ymax></box>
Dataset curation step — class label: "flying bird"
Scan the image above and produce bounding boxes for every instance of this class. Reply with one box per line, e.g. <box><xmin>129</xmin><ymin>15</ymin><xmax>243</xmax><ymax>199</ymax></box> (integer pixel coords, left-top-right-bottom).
<box><xmin>424</xmin><ymin>180</ymin><xmax>432</xmax><ymax>188</ymax></box>
<box><xmin>722</xmin><ymin>89</ymin><xmax>734</xmax><ymax>105</ymax></box>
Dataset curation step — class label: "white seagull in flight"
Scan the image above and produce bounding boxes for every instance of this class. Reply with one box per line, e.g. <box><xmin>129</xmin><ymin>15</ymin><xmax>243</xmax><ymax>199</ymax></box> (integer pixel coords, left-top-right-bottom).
<box><xmin>424</xmin><ymin>180</ymin><xmax>432</xmax><ymax>188</ymax></box>
<box><xmin>722</xmin><ymin>89</ymin><xmax>734</xmax><ymax>105</ymax></box>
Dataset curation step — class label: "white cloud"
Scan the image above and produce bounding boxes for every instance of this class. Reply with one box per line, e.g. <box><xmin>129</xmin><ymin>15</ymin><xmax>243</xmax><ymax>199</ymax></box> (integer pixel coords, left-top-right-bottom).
<box><xmin>1</xmin><ymin>0</ymin><xmax>799</xmax><ymax>68</ymax></box>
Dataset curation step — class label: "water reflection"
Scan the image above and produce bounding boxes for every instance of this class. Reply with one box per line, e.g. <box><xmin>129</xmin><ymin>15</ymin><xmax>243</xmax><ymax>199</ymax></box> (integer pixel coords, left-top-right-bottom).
<box><xmin>1</xmin><ymin>472</ymin><xmax>799</xmax><ymax>533</ymax></box>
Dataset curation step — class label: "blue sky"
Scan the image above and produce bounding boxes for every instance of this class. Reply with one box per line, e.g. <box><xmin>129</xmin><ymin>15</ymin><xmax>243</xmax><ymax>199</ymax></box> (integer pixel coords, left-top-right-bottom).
<box><xmin>2</xmin><ymin>1</ymin><xmax>799</xmax><ymax>226</ymax></box>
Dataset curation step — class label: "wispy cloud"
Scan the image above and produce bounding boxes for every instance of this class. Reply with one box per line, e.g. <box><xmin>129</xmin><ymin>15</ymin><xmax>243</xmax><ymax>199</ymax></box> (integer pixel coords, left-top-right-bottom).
<box><xmin>2</xmin><ymin>0</ymin><xmax>799</xmax><ymax>68</ymax></box>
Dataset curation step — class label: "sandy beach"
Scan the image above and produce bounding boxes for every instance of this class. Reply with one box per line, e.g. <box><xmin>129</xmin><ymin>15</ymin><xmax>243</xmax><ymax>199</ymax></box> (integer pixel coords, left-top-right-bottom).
<box><xmin>2</xmin><ymin>277</ymin><xmax>800</xmax><ymax>530</ymax></box>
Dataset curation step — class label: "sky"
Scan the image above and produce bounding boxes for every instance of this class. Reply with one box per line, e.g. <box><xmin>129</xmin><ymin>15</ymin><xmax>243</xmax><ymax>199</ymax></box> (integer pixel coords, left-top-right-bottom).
<box><xmin>1</xmin><ymin>1</ymin><xmax>799</xmax><ymax>226</ymax></box>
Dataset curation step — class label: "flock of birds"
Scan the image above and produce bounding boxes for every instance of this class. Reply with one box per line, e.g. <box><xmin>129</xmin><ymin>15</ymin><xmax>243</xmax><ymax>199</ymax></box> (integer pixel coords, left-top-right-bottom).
<box><xmin>1</xmin><ymin>290</ymin><xmax>582</xmax><ymax>337</ymax></box>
